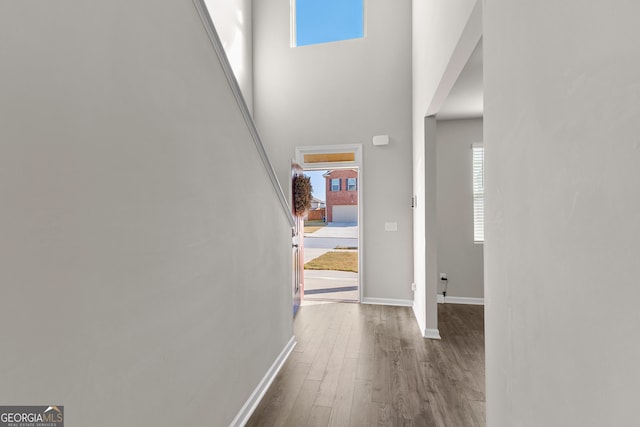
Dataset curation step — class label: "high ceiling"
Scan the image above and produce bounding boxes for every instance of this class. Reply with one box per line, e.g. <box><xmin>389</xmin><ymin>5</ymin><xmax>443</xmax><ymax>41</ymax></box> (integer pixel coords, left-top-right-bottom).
<box><xmin>437</xmin><ymin>39</ymin><xmax>483</xmax><ymax>121</ymax></box>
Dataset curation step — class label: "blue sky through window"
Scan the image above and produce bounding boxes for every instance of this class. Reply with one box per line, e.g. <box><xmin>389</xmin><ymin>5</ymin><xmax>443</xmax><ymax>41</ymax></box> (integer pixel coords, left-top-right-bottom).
<box><xmin>295</xmin><ymin>0</ymin><xmax>364</xmax><ymax>47</ymax></box>
<box><xmin>307</xmin><ymin>170</ymin><xmax>326</xmax><ymax>201</ymax></box>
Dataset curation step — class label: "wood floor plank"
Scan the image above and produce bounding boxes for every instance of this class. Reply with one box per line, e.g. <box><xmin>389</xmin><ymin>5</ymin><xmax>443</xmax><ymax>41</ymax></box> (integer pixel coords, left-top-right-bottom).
<box><xmin>246</xmin><ymin>303</ymin><xmax>485</xmax><ymax>426</ymax></box>
<box><xmin>314</xmin><ymin>309</ymin><xmax>353</xmax><ymax>407</ymax></box>
<box><xmin>306</xmin><ymin>326</ymin><xmax>340</xmax><ymax>381</ymax></box>
<box><xmin>370</xmin><ymin>346</ymin><xmax>391</xmax><ymax>404</ymax></box>
<box><xmin>295</xmin><ymin>313</ymin><xmax>330</xmax><ymax>365</ymax></box>
<box><xmin>345</xmin><ymin>306</ymin><xmax>363</xmax><ymax>359</ymax></box>
<box><xmin>328</xmin><ymin>356</ymin><xmax>357</xmax><ymax>426</ymax></box>
<box><xmin>376</xmin><ymin>402</ymin><xmax>399</xmax><ymax>426</ymax></box>
<box><xmin>283</xmin><ymin>379</ymin><xmax>321</xmax><ymax>427</ymax></box>
<box><xmin>355</xmin><ymin>350</ymin><xmax>374</xmax><ymax>381</ymax></box>
<box><xmin>398</xmin><ymin>347</ymin><xmax>429</xmax><ymax>422</ymax></box>
<box><xmin>307</xmin><ymin>405</ymin><xmax>332</xmax><ymax>427</ymax></box>
<box><xmin>245</xmin><ymin>361</ymin><xmax>311</xmax><ymax>427</ymax></box>
<box><xmin>389</xmin><ymin>349</ymin><xmax>413</xmax><ymax>422</ymax></box>
<box><xmin>306</xmin><ymin>304</ymin><xmax>347</xmax><ymax>381</ymax></box>
<box><xmin>293</xmin><ymin>308</ymin><xmax>324</xmax><ymax>355</ymax></box>
<box><xmin>348</xmin><ymin>378</ymin><xmax>373</xmax><ymax>427</ymax></box>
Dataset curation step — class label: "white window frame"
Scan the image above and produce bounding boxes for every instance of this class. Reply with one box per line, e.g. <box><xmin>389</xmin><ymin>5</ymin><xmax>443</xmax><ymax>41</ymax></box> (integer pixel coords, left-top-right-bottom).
<box><xmin>347</xmin><ymin>177</ymin><xmax>357</xmax><ymax>191</ymax></box>
<box><xmin>472</xmin><ymin>143</ymin><xmax>484</xmax><ymax>243</ymax></box>
<box><xmin>331</xmin><ymin>178</ymin><xmax>341</xmax><ymax>192</ymax></box>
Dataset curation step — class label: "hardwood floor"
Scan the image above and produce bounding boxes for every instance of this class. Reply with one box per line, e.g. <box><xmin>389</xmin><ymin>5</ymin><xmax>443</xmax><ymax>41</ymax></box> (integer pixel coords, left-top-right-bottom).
<box><xmin>246</xmin><ymin>302</ymin><xmax>485</xmax><ymax>427</ymax></box>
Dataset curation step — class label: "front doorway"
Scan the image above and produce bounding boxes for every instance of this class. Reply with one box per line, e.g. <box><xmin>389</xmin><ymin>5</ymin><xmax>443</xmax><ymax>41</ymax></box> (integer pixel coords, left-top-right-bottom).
<box><xmin>303</xmin><ymin>168</ymin><xmax>359</xmax><ymax>303</ymax></box>
<box><xmin>295</xmin><ymin>144</ymin><xmax>363</xmax><ymax>305</ymax></box>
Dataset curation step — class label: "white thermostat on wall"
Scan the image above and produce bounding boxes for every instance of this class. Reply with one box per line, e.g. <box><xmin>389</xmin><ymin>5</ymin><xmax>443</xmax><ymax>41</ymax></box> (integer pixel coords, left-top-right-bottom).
<box><xmin>372</xmin><ymin>135</ymin><xmax>389</xmax><ymax>146</ymax></box>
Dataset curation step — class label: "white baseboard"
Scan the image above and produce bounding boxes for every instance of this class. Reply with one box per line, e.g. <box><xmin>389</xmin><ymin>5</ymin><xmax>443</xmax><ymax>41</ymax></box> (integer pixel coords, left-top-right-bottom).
<box><xmin>438</xmin><ymin>294</ymin><xmax>484</xmax><ymax>305</ymax></box>
<box><xmin>412</xmin><ymin>302</ymin><xmax>440</xmax><ymax>339</ymax></box>
<box><xmin>230</xmin><ymin>336</ymin><xmax>297</xmax><ymax>427</ymax></box>
<box><xmin>423</xmin><ymin>328</ymin><xmax>441</xmax><ymax>340</ymax></box>
<box><xmin>362</xmin><ymin>297</ymin><xmax>413</xmax><ymax>307</ymax></box>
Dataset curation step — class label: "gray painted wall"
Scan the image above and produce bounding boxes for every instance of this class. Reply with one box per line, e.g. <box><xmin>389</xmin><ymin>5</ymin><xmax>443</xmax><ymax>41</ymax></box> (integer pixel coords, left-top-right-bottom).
<box><xmin>412</xmin><ymin>0</ymin><xmax>479</xmax><ymax>334</ymax></box>
<box><xmin>485</xmin><ymin>1</ymin><xmax>640</xmax><ymax>425</ymax></box>
<box><xmin>436</xmin><ymin>119</ymin><xmax>483</xmax><ymax>299</ymax></box>
<box><xmin>0</xmin><ymin>1</ymin><xmax>292</xmax><ymax>426</ymax></box>
<box><xmin>253</xmin><ymin>0</ymin><xmax>413</xmax><ymax>301</ymax></box>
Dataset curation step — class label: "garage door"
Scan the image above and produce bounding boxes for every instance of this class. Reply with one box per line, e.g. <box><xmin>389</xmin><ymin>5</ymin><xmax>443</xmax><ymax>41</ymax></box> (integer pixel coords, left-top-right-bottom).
<box><xmin>332</xmin><ymin>205</ymin><xmax>358</xmax><ymax>223</ymax></box>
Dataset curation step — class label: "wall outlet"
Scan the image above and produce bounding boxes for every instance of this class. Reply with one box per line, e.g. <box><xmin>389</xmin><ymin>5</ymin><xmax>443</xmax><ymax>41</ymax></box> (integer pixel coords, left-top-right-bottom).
<box><xmin>439</xmin><ymin>273</ymin><xmax>447</xmax><ymax>280</ymax></box>
<box><xmin>411</xmin><ymin>282</ymin><xmax>416</xmax><ymax>291</ymax></box>
<box><xmin>384</xmin><ymin>222</ymin><xmax>398</xmax><ymax>232</ymax></box>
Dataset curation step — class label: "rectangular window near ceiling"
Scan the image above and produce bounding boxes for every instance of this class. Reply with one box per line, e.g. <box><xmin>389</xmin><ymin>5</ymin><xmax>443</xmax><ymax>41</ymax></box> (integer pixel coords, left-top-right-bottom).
<box><xmin>293</xmin><ymin>0</ymin><xmax>364</xmax><ymax>47</ymax></box>
<box><xmin>331</xmin><ymin>178</ymin><xmax>341</xmax><ymax>191</ymax></box>
<box><xmin>472</xmin><ymin>144</ymin><xmax>484</xmax><ymax>243</ymax></box>
<box><xmin>347</xmin><ymin>178</ymin><xmax>357</xmax><ymax>191</ymax></box>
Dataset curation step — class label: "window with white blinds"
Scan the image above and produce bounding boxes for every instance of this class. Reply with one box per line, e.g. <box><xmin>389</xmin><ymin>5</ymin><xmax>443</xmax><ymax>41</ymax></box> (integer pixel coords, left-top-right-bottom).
<box><xmin>472</xmin><ymin>144</ymin><xmax>484</xmax><ymax>243</ymax></box>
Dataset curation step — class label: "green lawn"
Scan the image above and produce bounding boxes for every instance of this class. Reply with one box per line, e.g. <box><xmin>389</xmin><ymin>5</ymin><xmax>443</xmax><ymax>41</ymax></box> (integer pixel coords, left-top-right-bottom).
<box><xmin>304</xmin><ymin>220</ymin><xmax>326</xmax><ymax>234</ymax></box>
<box><xmin>304</xmin><ymin>251</ymin><xmax>358</xmax><ymax>273</ymax></box>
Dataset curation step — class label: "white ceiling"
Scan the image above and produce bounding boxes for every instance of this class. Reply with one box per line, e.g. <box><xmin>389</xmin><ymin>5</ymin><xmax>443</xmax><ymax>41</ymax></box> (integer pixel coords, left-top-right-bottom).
<box><xmin>437</xmin><ymin>38</ymin><xmax>483</xmax><ymax>121</ymax></box>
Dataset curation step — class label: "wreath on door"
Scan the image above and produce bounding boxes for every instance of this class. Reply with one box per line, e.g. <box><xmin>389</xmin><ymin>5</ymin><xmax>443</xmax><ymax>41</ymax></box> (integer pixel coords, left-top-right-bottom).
<box><xmin>293</xmin><ymin>174</ymin><xmax>313</xmax><ymax>217</ymax></box>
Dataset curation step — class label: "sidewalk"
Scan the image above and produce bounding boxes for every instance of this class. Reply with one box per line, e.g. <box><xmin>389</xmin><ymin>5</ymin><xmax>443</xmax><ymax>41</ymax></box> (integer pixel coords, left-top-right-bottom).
<box><xmin>304</xmin><ymin>270</ymin><xmax>359</xmax><ymax>302</ymax></box>
<box><xmin>302</xmin><ymin>223</ymin><xmax>359</xmax><ymax>302</ymax></box>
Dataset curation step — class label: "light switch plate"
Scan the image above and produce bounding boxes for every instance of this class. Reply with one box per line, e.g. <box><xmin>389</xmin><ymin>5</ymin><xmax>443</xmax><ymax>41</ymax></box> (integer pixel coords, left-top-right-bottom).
<box><xmin>384</xmin><ymin>222</ymin><xmax>398</xmax><ymax>232</ymax></box>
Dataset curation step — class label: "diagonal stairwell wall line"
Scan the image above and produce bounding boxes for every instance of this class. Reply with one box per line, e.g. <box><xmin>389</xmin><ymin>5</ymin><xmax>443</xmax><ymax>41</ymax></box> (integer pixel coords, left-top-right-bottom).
<box><xmin>192</xmin><ymin>0</ymin><xmax>295</xmax><ymax>228</ymax></box>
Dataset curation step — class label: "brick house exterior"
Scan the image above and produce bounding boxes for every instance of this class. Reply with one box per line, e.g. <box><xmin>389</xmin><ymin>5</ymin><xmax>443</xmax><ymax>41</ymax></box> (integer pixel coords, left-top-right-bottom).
<box><xmin>324</xmin><ymin>169</ymin><xmax>358</xmax><ymax>223</ymax></box>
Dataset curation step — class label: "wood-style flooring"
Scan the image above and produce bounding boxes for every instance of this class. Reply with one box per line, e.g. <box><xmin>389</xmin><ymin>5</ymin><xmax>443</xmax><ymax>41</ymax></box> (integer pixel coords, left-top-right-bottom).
<box><xmin>246</xmin><ymin>302</ymin><xmax>485</xmax><ymax>427</ymax></box>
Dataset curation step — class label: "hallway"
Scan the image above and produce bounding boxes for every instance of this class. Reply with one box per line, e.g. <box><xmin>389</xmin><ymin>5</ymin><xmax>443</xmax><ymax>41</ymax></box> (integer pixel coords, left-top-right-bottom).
<box><xmin>247</xmin><ymin>303</ymin><xmax>485</xmax><ymax>426</ymax></box>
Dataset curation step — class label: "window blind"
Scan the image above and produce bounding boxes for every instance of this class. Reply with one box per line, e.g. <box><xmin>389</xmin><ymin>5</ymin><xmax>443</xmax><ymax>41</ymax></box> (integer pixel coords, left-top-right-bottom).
<box><xmin>472</xmin><ymin>144</ymin><xmax>484</xmax><ymax>243</ymax></box>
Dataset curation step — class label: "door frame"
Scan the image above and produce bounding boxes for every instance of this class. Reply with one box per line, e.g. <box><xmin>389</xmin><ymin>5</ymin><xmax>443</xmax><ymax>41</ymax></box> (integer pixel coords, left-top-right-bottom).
<box><xmin>295</xmin><ymin>144</ymin><xmax>363</xmax><ymax>303</ymax></box>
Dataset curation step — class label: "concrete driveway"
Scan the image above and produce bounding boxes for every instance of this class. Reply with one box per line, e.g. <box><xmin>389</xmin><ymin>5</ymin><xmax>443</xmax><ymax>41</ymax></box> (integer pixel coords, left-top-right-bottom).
<box><xmin>304</xmin><ymin>222</ymin><xmax>358</xmax><ymax>249</ymax></box>
<box><xmin>306</xmin><ymin>222</ymin><xmax>357</xmax><ymax>238</ymax></box>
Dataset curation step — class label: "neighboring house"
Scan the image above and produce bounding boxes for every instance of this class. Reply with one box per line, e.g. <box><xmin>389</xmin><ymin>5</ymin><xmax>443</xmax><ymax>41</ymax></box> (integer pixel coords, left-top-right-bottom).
<box><xmin>306</xmin><ymin>197</ymin><xmax>326</xmax><ymax>221</ymax></box>
<box><xmin>309</xmin><ymin>196</ymin><xmax>325</xmax><ymax>210</ymax></box>
<box><xmin>323</xmin><ymin>169</ymin><xmax>358</xmax><ymax>223</ymax></box>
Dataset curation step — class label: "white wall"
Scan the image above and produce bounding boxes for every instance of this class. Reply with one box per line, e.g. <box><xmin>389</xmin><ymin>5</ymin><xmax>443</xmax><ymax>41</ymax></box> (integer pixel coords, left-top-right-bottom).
<box><xmin>412</xmin><ymin>0</ymin><xmax>478</xmax><ymax>334</ymax></box>
<box><xmin>0</xmin><ymin>1</ymin><xmax>292</xmax><ymax>426</ymax></box>
<box><xmin>254</xmin><ymin>0</ymin><xmax>414</xmax><ymax>302</ymax></box>
<box><xmin>205</xmin><ymin>0</ymin><xmax>254</xmax><ymax>112</ymax></box>
<box><xmin>436</xmin><ymin>119</ymin><xmax>483</xmax><ymax>299</ymax></box>
<box><xmin>485</xmin><ymin>1</ymin><xmax>640</xmax><ymax>426</ymax></box>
